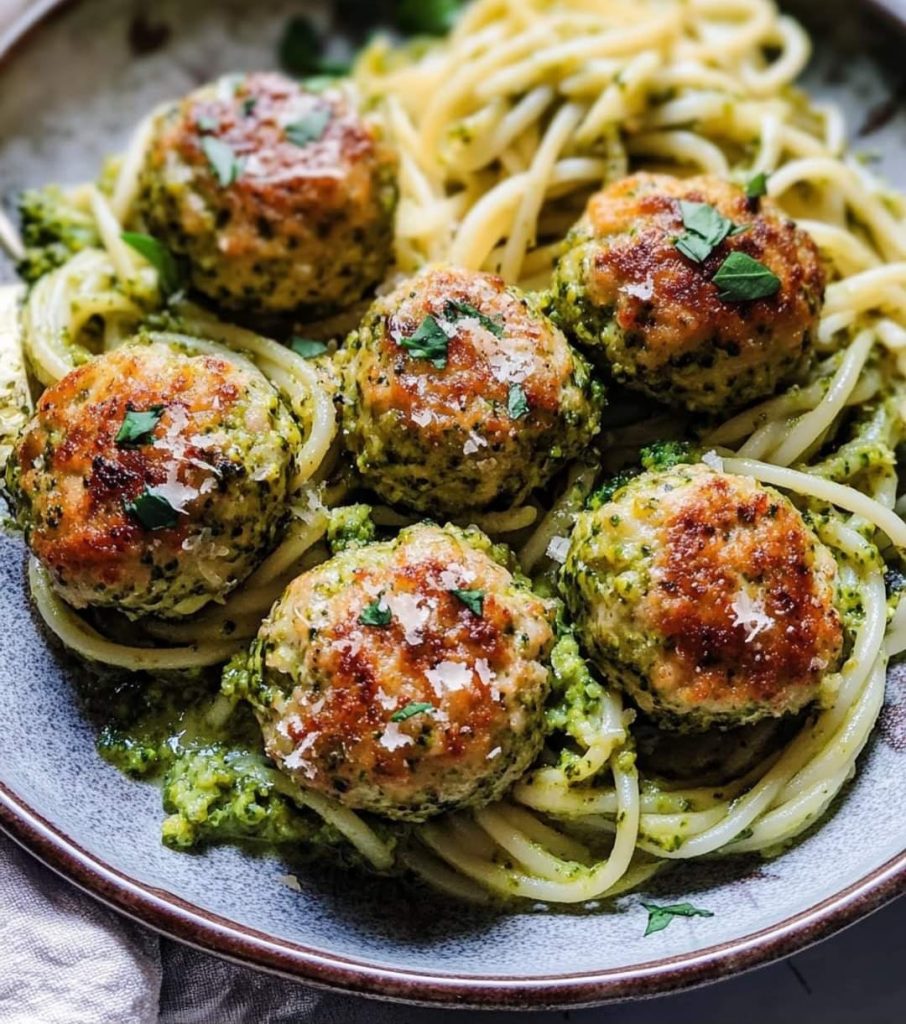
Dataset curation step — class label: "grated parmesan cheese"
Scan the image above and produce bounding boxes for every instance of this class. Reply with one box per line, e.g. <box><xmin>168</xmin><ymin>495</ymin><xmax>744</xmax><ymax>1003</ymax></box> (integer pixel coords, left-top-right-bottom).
<box><xmin>701</xmin><ymin>450</ymin><xmax>724</xmax><ymax>472</ymax></box>
<box><xmin>463</xmin><ymin>431</ymin><xmax>488</xmax><ymax>456</ymax></box>
<box><xmin>546</xmin><ymin>536</ymin><xmax>570</xmax><ymax>564</ymax></box>
<box><xmin>278</xmin><ymin>873</ymin><xmax>303</xmax><ymax>893</ymax></box>
<box><xmin>379</xmin><ymin>720</ymin><xmax>414</xmax><ymax>751</ymax></box>
<box><xmin>384</xmin><ymin>593</ymin><xmax>431</xmax><ymax>645</ymax></box>
<box><xmin>731</xmin><ymin>590</ymin><xmax>773</xmax><ymax>643</ymax></box>
<box><xmin>411</xmin><ymin>408</ymin><xmax>434</xmax><ymax>427</ymax></box>
<box><xmin>622</xmin><ymin>278</ymin><xmax>654</xmax><ymax>301</ymax></box>
<box><xmin>426</xmin><ymin>660</ymin><xmax>474</xmax><ymax>695</ymax></box>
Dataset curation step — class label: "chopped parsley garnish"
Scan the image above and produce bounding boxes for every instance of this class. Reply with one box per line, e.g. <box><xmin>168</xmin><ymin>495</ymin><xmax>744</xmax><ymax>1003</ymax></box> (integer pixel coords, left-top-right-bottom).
<box><xmin>396</xmin><ymin>0</ymin><xmax>464</xmax><ymax>35</ymax></box>
<box><xmin>641</xmin><ymin>902</ymin><xmax>714</xmax><ymax>937</ymax></box>
<box><xmin>712</xmin><ymin>251</ymin><xmax>781</xmax><ymax>301</ymax></box>
<box><xmin>125</xmin><ymin>488</ymin><xmax>179</xmax><ymax>531</ymax></box>
<box><xmin>399</xmin><ymin>315</ymin><xmax>450</xmax><ymax>369</ymax></box>
<box><xmin>115</xmin><ymin>405</ymin><xmax>165</xmax><ymax>447</ymax></box>
<box><xmin>120</xmin><ymin>232</ymin><xmax>181</xmax><ymax>294</ymax></box>
<box><xmin>674</xmin><ymin>200</ymin><xmax>737</xmax><ymax>263</ymax></box>
<box><xmin>201</xmin><ymin>136</ymin><xmax>244</xmax><ymax>187</ymax></box>
<box><xmin>289</xmin><ymin>336</ymin><xmax>328</xmax><ymax>359</ymax></box>
<box><xmin>241</xmin><ymin>96</ymin><xmax>258</xmax><ymax>117</ymax></box>
<box><xmin>359</xmin><ymin>599</ymin><xmax>392</xmax><ymax>627</ymax></box>
<box><xmin>278</xmin><ymin>16</ymin><xmax>351</xmax><ymax>77</ymax></box>
<box><xmin>390</xmin><ymin>702</ymin><xmax>435</xmax><ymax>722</ymax></box>
<box><xmin>451</xmin><ymin>588</ymin><xmax>485</xmax><ymax>616</ymax></box>
<box><xmin>746</xmin><ymin>171</ymin><xmax>769</xmax><ymax>199</ymax></box>
<box><xmin>286</xmin><ymin>107</ymin><xmax>332</xmax><ymax>147</ymax></box>
<box><xmin>506</xmin><ymin>383</ymin><xmax>530</xmax><ymax>420</ymax></box>
<box><xmin>443</xmin><ymin>299</ymin><xmax>505</xmax><ymax>338</ymax></box>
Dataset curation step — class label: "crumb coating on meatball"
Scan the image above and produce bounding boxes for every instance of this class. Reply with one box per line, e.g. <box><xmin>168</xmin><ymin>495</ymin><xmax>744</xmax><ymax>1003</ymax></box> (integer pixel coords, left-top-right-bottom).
<box><xmin>245</xmin><ymin>523</ymin><xmax>555</xmax><ymax>821</ymax></box>
<box><xmin>137</xmin><ymin>72</ymin><xmax>398</xmax><ymax>314</ymax></box>
<box><xmin>561</xmin><ymin>464</ymin><xmax>844</xmax><ymax>730</ymax></box>
<box><xmin>7</xmin><ymin>342</ymin><xmax>300</xmax><ymax>619</ymax></box>
<box><xmin>340</xmin><ymin>265</ymin><xmax>604</xmax><ymax>515</ymax></box>
<box><xmin>551</xmin><ymin>173</ymin><xmax>825</xmax><ymax>413</ymax></box>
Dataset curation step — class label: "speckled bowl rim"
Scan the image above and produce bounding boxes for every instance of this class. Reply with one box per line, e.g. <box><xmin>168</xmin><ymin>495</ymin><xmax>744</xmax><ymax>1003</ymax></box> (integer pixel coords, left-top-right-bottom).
<box><xmin>1</xmin><ymin>0</ymin><xmax>906</xmax><ymax>1009</ymax></box>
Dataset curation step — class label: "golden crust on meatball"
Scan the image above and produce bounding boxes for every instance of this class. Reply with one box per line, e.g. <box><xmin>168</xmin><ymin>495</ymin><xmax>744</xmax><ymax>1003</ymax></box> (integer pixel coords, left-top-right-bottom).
<box><xmin>7</xmin><ymin>341</ymin><xmax>299</xmax><ymax>619</ymax></box>
<box><xmin>247</xmin><ymin>523</ymin><xmax>555</xmax><ymax>821</ymax></box>
<box><xmin>561</xmin><ymin>464</ymin><xmax>844</xmax><ymax>729</ymax></box>
<box><xmin>137</xmin><ymin>72</ymin><xmax>398</xmax><ymax>314</ymax></box>
<box><xmin>341</xmin><ymin>264</ymin><xmax>603</xmax><ymax>515</ymax></box>
<box><xmin>551</xmin><ymin>173</ymin><xmax>825</xmax><ymax>412</ymax></box>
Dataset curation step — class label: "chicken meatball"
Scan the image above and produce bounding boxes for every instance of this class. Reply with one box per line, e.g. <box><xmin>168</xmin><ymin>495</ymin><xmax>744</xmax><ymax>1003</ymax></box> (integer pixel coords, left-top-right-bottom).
<box><xmin>137</xmin><ymin>72</ymin><xmax>398</xmax><ymax>315</ymax></box>
<box><xmin>244</xmin><ymin>522</ymin><xmax>554</xmax><ymax>821</ymax></box>
<box><xmin>340</xmin><ymin>265</ymin><xmax>604</xmax><ymax>515</ymax></box>
<box><xmin>551</xmin><ymin>173</ymin><xmax>825</xmax><ymax>413</ymax></box>
<box><xmin>6</xmin><ymin>341</ymin><xmax>300</xmax><ymax>619</ymax></box>
<box><xmin>560</xmin><ymin>462</ymin><xmax>844</xmax><ymax>730</ymax></box>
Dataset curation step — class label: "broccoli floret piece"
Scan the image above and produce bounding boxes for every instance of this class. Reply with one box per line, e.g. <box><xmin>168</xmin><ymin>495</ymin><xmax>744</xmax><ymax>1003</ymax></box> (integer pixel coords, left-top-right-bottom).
<box><xmin>327</xmin><ymin>503</ymin><xmax>377</xmax><ymax>554</ymax></box>
<box><xmin>16</xmin><ymin>185</ymin><xmax>100</xmax><ymax>285</ymax></box>
<box><xmin>161</xmin><ymin>745</ymin><xmax>327</xmax><ymax>850</ymax></box>
<box><xmin>587</xmin><ymin>469</ymin><xmax>638</xmax><ymax>509</ymax></box>
<box><xmin>639</xmin><ymin>440</ymin><xmax>700</xmax><ymax>472</ymax></box>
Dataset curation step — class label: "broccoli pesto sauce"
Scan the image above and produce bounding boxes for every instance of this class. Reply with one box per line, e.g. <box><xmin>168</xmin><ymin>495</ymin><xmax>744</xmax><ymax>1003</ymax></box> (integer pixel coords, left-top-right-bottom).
<box><xmin>91</xmin><ymin>670</ymin><xmax>350</xmax><ymax>856</ymax></box>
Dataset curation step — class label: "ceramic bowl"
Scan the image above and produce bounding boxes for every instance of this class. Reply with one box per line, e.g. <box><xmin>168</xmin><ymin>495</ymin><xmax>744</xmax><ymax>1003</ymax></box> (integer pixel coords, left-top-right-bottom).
<box><xmin>1</xmin><ymin>0</ymin><xmax>905</xmax><ymax>1007</ymax></box>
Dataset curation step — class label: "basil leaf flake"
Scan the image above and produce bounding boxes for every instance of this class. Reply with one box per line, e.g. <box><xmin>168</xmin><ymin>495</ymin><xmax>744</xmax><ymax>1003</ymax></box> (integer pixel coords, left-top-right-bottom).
<box><xmin>712</xmin><ymin>251</ymin><xmax>781</xmax><ymax>302</ymax></box>
<box><xmin>359</xmin><ymin>599</ymin><xmax>392</xmax><ymax>628</ymax></box>
<box><xmin>399</xmin><ymin>315</ymin><xmax>450</xmax><ymax>369</ymax></box>
<box><xmin>289</xmin><ymin>336</ymin><xmax>328</xmax><ymax>359</ymax></box>
<box><xmin>115</xmin><ymin>405</ymin><xmax>165</xmax><ymax>447</ymax></box>
<box><xmin>444</xmin><ymin>299</ymin><xmax>505</xmax><ymax>338</ymax></box>
<box><xmin>746</xmin><ymin>171</ymin><xmax>769</xmax><ymax>199</ymax></box>
<box><xmin>125</xmin><ymin>488</ymin><xmax>180</xmax><ymax>531</ymax></box>
<box><xmin>201</xmin><ymin>135</ymin><xmax>244</xmax><ymax>187</ymax></box>
<box><xmin>674</xmin><ymin>200</ymin><xmax>736</xmax><ymax>264</ymax></box>
<box><xmin>286</xmin><ymin>107</ymin><xmax>331</xmax><ymax>147</ymax></box>
<box><xmin>121</xmin><ymin>232</ymin><xmax>181</xmax><ymax>294</ymax></box>
<box><xmin>641</xmin><ymin>902</ymin><xmax>714</xmax><ymax>937</ymax></box>
<box><xmin>241</xmin><ymin>96</ymin><xmax>258</xmax><ymax>118</ymax></box>
<box><xmin>390</xmin><ymin>702</ymin><xmax>435</xmax><ymax>722</ymax></box>
<box><xmin>507</xmin><ymin>383</ymin><xmax>530</xmax><ymax>420</ymax></box>
<box><xmin>451</xmin><ymin>588</ymin><xmax>485</xmax><ymax>616</ymax></box>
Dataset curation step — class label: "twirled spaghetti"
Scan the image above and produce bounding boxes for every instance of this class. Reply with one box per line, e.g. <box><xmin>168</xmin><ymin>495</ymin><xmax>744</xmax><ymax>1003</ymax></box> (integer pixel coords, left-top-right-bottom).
<box><xmin>1</xmin><ymin>0</ymin><xmax>905</xmax><ymax>907</ymax></box>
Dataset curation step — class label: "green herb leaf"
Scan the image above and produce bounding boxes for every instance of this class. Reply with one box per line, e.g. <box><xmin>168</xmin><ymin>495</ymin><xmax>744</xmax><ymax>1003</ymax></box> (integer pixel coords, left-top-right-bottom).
<box><xmin>507</xmin><ymin>383</ymin><xmax>530</xmax><ymax>420</ymax></box>
<box><xmin>359</xmin><ymin>598</ymin><xmax>392</xmax><ymax>628</ymax></box>
<box><xmin>674</xmin><ymin>200</ymin><xmax>735</xmax><ymax>264</ymax></box>
<box><xmin>451</xmin><ymin>588</ymin><xmax>485</xmax><ymax>616</ymax></box>
<box><xmin>289</xmin><ymin>336</ymin><xmax>328</xmax><ymax>359</ymax></box>
<box><xmin>396</xmin><ymin>0</ymin><xmax>464</xmax><ymax>35</ymax></box>
<box><xmin>390</xmin><ymin>702</ymin><xmax>435</xmax><ymax>722</ymax></box>
<box><xmin>399</xmin><ymin>315</ymin><xmax>450</xmax><ymax>369</ymax></box>
<box><xmin>115</xmin><ymin>405</ymin><xmax>165</xmax><ymax>447</ymax></box>
<box><xmin>286</xmin><ymin>107</ymin><xmax>332</xmax><ymax>147</ymax></box>
<box><xmin>201</xmin><ymin>136</ymin><xmax>244</xmax><ymax>187</ymax></box>
<box><xmin>120</xmin><ymin>232</ymin><xmax>181</xmax><ymax>293</ymax></box>
<box><xmin>241</xmin><ymin>96</ymin><xmax>258</xmax><ymax>117</ymax></box>
<box><xmin>278</xmin><ymin>16</ymin><xmax>350</xmax><ymax>77</ymax></box>
<box><xmin>712</xmin><ymin>251</ymin><xmax>781</xmax><ymax>302</ymax></box>
<box><xmin>641</xmin><ymin>902</ymin><xmax>714</xmax><ymax>937</ymax></box>
<box><xmin>443</xmin><ymin>299</ymin><xmax>505</xmax><ymax>338</ymax></box>
<box><xmin>746</xmin><ymin>171</ymin><xmax>769</xmax><ymax>199</ymax></box>
<box><xmin>125</xmin><ymin>488</ymin><xmax>180</xmax><ymax>531</ymax></box>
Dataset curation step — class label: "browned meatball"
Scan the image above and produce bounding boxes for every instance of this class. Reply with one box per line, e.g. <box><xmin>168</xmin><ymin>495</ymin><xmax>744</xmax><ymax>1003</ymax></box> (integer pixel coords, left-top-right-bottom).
<box><xmin>552</xmin><ymin>173</ymin><xmax>825</xmax><ymax>412</ymax></box>
<box><xmin>341</xmin><ymin>264</ymin><xmax>603</xmax><ymax>515</ymax></box>
<box><xmin>6</xmin><ymin>341</ymin><xmax>299</xmax><ymax>619</ymax></box>
<box><xmin>561</xmin><ymin>463</ymin><xmax>844</xmax><ymax>729</ymax></box>
<box><xmin>244</xmin><ymin>523</ymin><xmax>555</xmax><ymax>820</ymax></box>
<box><xmin>137</xmin><ymin>72</ymin><xmax>398</xmax><ymax>314</ymax></box>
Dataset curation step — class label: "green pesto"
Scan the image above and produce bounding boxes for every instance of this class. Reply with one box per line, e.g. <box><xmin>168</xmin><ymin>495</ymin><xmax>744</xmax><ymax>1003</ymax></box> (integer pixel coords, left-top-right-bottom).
<box><xmin>326</xmin><ymin>503</ymin><xmax>377</xmax><ymax>553</ymax></box>
<box><xmin>16</xmin><ymin>185</ymin><xmax>101</xmax><ymax>285</ymax></box>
